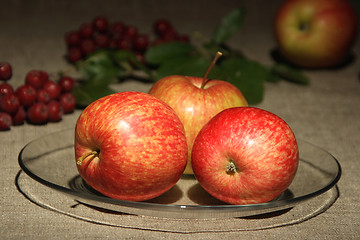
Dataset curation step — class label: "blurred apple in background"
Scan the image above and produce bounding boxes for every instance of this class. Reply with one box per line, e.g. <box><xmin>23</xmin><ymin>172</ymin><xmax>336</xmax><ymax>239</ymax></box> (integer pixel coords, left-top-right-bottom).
<box><xmin>191</xmin><ymin>107</ymin><xmax>299</xmax><ymax>205</ymax></box>
<box><xmin>274</xmin><ymin>0</ymin><xmax>358</xmax><ymax>68</ymax></box>
<box><xmin>149</xmin><ymin>52</ymin><xmax>248</xmax><ymax>175</ymax></box>
<box><xmin>74</xmin><ymin>92</ymin><xmax>187</xmax><ymax>201</ymax></box>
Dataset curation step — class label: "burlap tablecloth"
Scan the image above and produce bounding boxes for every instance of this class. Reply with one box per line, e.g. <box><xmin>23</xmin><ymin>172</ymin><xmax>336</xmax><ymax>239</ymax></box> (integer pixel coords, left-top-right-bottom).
<box><xmin>1</xmin><ymin>0</ymin><xmax>359</xmax><ymax>239</ymax></box>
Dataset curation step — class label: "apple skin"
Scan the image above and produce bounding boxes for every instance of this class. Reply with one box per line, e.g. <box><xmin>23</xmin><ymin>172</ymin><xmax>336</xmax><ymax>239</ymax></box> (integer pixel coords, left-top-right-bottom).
<box><xmin>191</xmin><ymin>107</ymin><xmax>299</xmax><ymax>205</ymax></box>
<box><xmin>274</xmin><ymin>0</ymin><xmax>358</xmax><ymax>68</ymax></box>
<box><xmin>149</xmin><ymin>75</ymin><xmax>248</xmax><ymax>174</ymax></box>
<box><xmin>74</xmin><ymin>91</ymin><xmax>188</xmax><ymax>202</ymax></box>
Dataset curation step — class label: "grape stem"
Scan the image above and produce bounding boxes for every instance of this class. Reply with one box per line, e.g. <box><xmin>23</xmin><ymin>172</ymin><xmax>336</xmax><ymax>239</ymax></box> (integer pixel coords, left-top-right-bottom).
<box><xmin>200</xmin><ymin>51</ymin><xmax>223</xmax><ymax>89</ymax></box>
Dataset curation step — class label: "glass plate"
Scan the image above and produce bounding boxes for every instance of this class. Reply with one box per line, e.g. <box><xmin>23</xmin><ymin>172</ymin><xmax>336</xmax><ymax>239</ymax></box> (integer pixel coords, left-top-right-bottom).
<box><xmin>18</xmin><ymin>128</ymin><xmax>341</xmax><ymax>219</ymax></box>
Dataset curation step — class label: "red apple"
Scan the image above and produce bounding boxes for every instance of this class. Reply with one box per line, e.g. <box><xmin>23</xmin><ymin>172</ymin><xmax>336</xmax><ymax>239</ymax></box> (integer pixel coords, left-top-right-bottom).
<box><xmin>74</xmin><ymin>91</ymin><xmax>187</xmax><ymax>202</ymax></box>
<box><xmin>274</xmin><ymin>0</ymin><xmax>358</xmax><ymax>68</ymax></box>
<box><xmin>191</xmin><ymin>107</ymin><xmax>299</xmax><ymax>205</ymax></box>
<box><xmin>149</xmin><ymin>52</ymin><xmax>248</xmax><ymax>174</ymax></box>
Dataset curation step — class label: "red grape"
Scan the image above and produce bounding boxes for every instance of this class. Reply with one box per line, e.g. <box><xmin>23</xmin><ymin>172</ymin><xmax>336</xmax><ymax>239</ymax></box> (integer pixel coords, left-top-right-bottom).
<box><xmin>80</xmin><ymin>38</ymin><xmax>96</xmax><ymax>55</ymax></box>
<box><xmin>0</xmin><ymin>62</ymin><xmax>12</xmax><ymax>81</ymax></box>
<box><xmin>15</xmin><ymin>84</ymin><xmax>37</xmax><ymax>107</ymax></box>
<box><xmin>12</xmin><ymin>106</ymin><xmax>26</xmax><ymax>125</ymax></box>
<box><xmin>59</xmin><ymin>93</ymin><xmax>76</xmax><ymax>114</ymax></box>
<box><xmin>161</xmin><ymin>28</ymin><xmax>178</xmax><ymax>42</ymax></box>
<box><xmin>27</xmin><ymin>102</ymin><xmax>48</xmax><ymax>124</ymax></box>
<box><xmin>65</xmin><ymin>30</ymin><xmax>82</xmax><ymax>46</ymax></box>
<box><xmin>36</xmin><ymin>89</ymin><xmax>51</xmax><ymax>103</ymax></box>
<box><xmin>133</xmin><ymin>34</ymin><xmax>149</xmax><ymax>52</ymax></box>
<box><xmin>93</xmin><ymin>16</ymin><xmax>109</xmax><ymax>32</ymax></box>
<box><xmin>43</xmin><ymin>80</ymin><xmax>61</xmax><ymax>100</ymax></box>
<box><xmin>123</xmin><ymin>26</ymin><xmax>138</xmax><ymax>39</ymax></box>
<box><xmin>94</xmin><ymin>33</ymin><xmax>110</xmax><ymax>48</ymax></box>
<box><xmin>154</xmin><ymin>19</ymin><xmax>173</xmax><ymax>37</ymax></box>
<box><xmin>0</xmin><ymin>82</ymin><xmax>14</xmax><ymax>96</ymax></box>
<box><xmin>79</xmin><ymin>23</ymin><xmax>94</xmax><ymax>38</ymax></box>
<box><xmin>67</xmin><ymin>47</ymin><xmax>83</xmax><ymax>62</ymax></box>
<box><xmin>58</xmin><ymin>76</ymin><xmax>74</xmax><ymax>93</ymax></box>
<box><xmin>39</xmin><ymin>70</ymin><xmax>49</xmax><ymax>83</ymax></box>
<box><xmin>0</xmin><ymin>112</ymin><xmax>12</xmax><ymax>130</ymax></box>
<box><xmin>25</xmin><ymin>70</ymin><xmax>44</xmax><ymax>89</ymax></box>
<box><xmin>0</xmin><ymin>93</ymin><xmax>20</xmax><ymax>115</ymax></box>
<box><xmin>47</xmin><ymin>100</ymin><xmax>63</xmax><ymax>122</ymax></box>
<box><xmin>110</xmin><ymin>21</ymin><xmax>125</xmax><ymax>36</ymax></box>
<box><xmin>117</xmin><ymin>38</ymin><xmax>132</xmax><ymax>50</ymax></box>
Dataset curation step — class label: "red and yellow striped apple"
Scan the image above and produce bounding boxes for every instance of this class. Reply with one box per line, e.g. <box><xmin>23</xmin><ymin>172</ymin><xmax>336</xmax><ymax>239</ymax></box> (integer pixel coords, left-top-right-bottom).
<box><xmin>274</xmin><ymin>0</ymin><xmax>358</xmax><ymax>68</ymax></box>
<box><xmin>74</xmin><ymin>91</ymin><xmax>187</xmax><ymax>201</ymax></box>
<box><xmin>149</xmin><ymin>53</ymin><xmax>248</xmax><ymax>174</ymax></box>
<box><xmin>191</xmin><ymin>107</ymin><xmax>299</xmax><ymax>205</ymax></box>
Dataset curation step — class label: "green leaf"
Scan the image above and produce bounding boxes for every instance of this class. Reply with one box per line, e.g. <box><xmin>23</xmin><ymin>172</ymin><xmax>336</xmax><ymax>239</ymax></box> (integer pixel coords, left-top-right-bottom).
<box><xmin>76</xmin><ymin>50</ymin><xmax>124</xmax><ymax>85</ymax></box>
<box><xmin>220</xmin><ymin>57</ymin><xmax>268</xmax><ymax>105</ymax></box>
<box><xmin>72</xmin><ymin>49</ymin><xmax>156</xmax><ymax>107</ymax></box>
<box><xmin>154</xmin><ymin>56</ymin><xmax>210</xmax><ymax>80</ymax></box>
<box><xmin>111</xmin><ymin>49</ymin><xmax>135</xmax><ymax>62</ymax></box>
<box><xmin>271</xmin><ymin>63</ymin><xmax>310</xmax><ymax>85</ymax></box>
<box><xmin>212</xmin><ymin>7</ymin><xmax>246</xmax><ymax>44</ymax></box>
<box><xmin>145</xmin><ymin>42</ymin><xmax>196</xmax><ymax>65</ymax></box>
<box><xmin>154</xmin><ymin>56</ymin><xmax>190</xmax><ymax>80</ymax></box>
<box><xmin>265</xmin><ymin>69</ymin><xmax>281</xmax><ymax>83</ymax></box>
<box><xmin>111</xmin><ymin>49</ymin><xmax>150</xmax><ymax>76</ymax></box>
<box><xmin>72</xmin><ymin>81</ymin><xmax>117</xmax><ymax>108</ymax></box>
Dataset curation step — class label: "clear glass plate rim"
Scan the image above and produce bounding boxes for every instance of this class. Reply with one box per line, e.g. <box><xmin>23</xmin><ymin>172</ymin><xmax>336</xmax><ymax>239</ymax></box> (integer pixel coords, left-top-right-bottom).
<box><xmin>17</xmin><ymin>128</ymin><xmax>342</xmax><ymax>212</ymax></box>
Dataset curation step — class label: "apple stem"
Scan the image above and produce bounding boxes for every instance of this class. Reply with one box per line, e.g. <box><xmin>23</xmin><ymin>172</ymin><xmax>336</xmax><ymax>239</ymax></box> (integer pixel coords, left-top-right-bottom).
<box><xmin>226</xmin><ymin>160</ymin><xmax>237</xmax><ymax>175</ymax></box>
<box><xmin>76</xmin><ymin>150</ymin><xmax>99</xmax><ymax>166</ymax></box>
<box><xmin>200</xmin><ymin>51</ymin><xmax>223</xmax><ymax>89</ymax></box>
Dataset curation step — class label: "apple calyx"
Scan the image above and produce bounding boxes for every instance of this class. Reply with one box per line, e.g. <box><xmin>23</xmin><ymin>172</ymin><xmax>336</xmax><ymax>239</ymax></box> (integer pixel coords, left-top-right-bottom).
<box><xmin>298</xmin><ymin>22</ymin><xmax>309</xmax><ymax>32</ymax></box>
<box><xmin>200</xmin><ymin>51</ymin><xmax>223</xmax><ymax>89</ymax></box>
<box><xmin>76</xmin><ymin>150</ymin><xmax>99</xmax><ymax>166</ymax></box>
<box><xmin>226</xmin><ymin>160</ymin><xmax>237</xmax><ymax>175</ymax></box>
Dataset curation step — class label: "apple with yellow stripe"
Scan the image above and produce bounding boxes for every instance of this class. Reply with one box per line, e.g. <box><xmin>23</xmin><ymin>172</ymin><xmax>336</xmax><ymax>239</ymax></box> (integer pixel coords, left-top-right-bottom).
<box><xmin>149</xmin><ymin>52</ymin><xmax>248</xmax><ymax>174</ymax></box>
<box><xmin>192</xmin><ymin>107</ymin><xmax>299</xmax><ymax>205</ymax></box>
<box><xmin>274</xmin><ymin>0</ymin><xmax>357</xmax><ymax>68</ymax></box>
<box><xmin>74</xmin><ymin>91</ymin><xmax>187</xmax><ymax>201</ymax></box>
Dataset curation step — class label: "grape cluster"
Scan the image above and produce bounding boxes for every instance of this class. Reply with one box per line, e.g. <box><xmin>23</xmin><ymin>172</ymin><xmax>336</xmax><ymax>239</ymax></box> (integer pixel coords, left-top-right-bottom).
<box><xmin>0</xmin><ymin>62</ymin><xmax>76</xmax><ymax>131</ymax></box>
<box><xmin>65</xmin><ymin>16</ymin><xmax>190</xmax><ymax>64</ymax></box>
